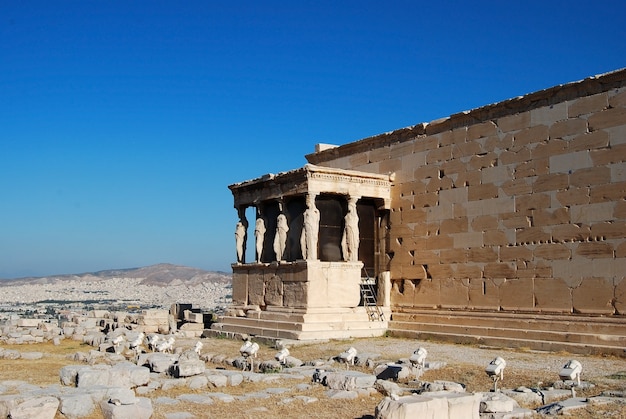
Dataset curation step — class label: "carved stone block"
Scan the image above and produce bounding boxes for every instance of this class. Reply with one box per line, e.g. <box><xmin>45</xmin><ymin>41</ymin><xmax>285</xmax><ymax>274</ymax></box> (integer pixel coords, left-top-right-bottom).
<box><xmin>572</xmin><ymin>277</ymin><xmax>615</xmax><ymax>314</ymax></box>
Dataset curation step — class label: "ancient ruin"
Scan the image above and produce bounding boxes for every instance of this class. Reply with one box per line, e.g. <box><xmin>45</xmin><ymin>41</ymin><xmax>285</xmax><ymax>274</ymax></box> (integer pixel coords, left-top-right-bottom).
<box><xmin>216</xmin><ymin>68</ymin><xmax>626</xmax><ymax>355</ymax></box>
<box><xmin>215</xmin><ymin>164</ymin><xmax>393</xmax><ymax>339</ymax></box>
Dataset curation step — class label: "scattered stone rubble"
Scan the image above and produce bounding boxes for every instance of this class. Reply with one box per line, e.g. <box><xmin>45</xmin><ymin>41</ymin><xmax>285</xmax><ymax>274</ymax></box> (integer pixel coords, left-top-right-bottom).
<box><xmin>0</xmin><ymin>302</ymin><xmax>211</xmax><ymax>347</ymax></box>
<box><xmin>1</xmin><ymin>310</ymin><xmax>625</xmax><ymax>418</ymax></box>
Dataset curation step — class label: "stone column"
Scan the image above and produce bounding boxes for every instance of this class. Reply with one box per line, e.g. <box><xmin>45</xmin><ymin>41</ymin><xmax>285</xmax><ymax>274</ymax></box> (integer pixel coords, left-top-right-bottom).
<box><xmin>235</xmin><ymin>206</ymin><xmax>248</xmax><ymax>264</ymax></box>
<box><xmin>301</xmin><ymin>193</ymin><xmax>320</xmax><ymax>260</ymax></box>
<box><xmin>342</xmin><ymin>196</ymin><xmax>360</xmax><ymax>262</ymax></box>
<box><xmin>378</xmin><ymin>271</ymin><xmax>391</xmax><ymax>308</ymax></box>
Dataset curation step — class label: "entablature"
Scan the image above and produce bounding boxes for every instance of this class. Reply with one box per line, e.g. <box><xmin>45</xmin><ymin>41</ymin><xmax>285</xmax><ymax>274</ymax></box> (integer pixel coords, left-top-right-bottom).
<box><xmin>229</xmin><ymin>164</ymin><xmax>392</xmax><ymax>208</ymax></box>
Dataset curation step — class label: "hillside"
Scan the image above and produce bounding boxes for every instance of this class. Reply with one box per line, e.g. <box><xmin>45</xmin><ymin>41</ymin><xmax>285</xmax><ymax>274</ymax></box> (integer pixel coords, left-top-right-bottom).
<box><xmin>0</xmin><ymin>263</ymin><xmax>231</xmax><ymax>287</ymax></box>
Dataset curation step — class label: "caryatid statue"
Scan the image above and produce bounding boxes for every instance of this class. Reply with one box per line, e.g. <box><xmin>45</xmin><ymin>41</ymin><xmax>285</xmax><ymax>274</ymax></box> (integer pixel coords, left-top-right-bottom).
<box><xmin>300</xmin><ymin>194</ymin><xmax>320</xmax><ymax>260</ymax></box>
<box><xmin>254</xmin><ymin>209</ymin><xmax>266</xmax><ymax>263</ymax></box>
<box><xmin>342</xmin><ymin>196</ymin><xmax>359</xmax><ymax>262</ymax></box>
<box><xmin>235</xmin><ymin>209</ymin><xmax>248</xmax><ymax>264</ymax></box>
<box><xmin>273</xmin><ymin>211</ymin><xmax>289</xmax><ymax>262</ymax></box>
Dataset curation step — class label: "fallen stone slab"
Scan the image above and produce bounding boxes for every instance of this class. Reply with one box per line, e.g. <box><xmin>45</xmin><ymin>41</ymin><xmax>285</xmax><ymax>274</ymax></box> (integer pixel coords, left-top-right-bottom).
<box><xmin>207</xmin><ymin>392</ymin><xmax>235</xmax><ymax>402</ymax></box>
<box><xmin>58</xmin><ymin>393</ymin><xmax>96</xmax><ymax>419</ymax></box>
<box><xmin>31</xmin><ymin>329</ymin><xmax>45</xmax><ymax>337</ymax></box>
<box><xmin>1</xmin><ymin>349</ymin><xmax>20</xmax><ymax>359</ymax></box>
<box><xmin>154</xmin><ymin>396</ymin><xmax>180</xmax><ymax>405</ymax></box>
<box><xmin>172</xmin><ymin>359</ymin><xmax>205</xmax><ymax>378</ymax></box>
<box><xmin>258</xmin><ymin>359</ymin><xmax>282</xmax><ymax>373</ymax></box>
<box><xmin>279</xmin><ymin>370</ymin><xmax>307</xmax><ymax>380</ymax></box>
<box><xmin>177</xmin><ymin>393</ymin><xmax>214</xmax><ymax>405</ymax></box>
<box><xmin>164</xmin><ymin>412</ymin><xmax>195</xmax><ymax>419</ymax></box>
<box><xmin>323</xmin><ymin>371</ymin><xmax>377</xmax><ymax>391</ymax></box>
<box><xmin>159</xmin><ymin>378</ymin><xmax>189</xmax><ymax>391</ymax></box>
<box><xmin>205</xmin><ymin>373</ymin><xmax>228</xmax><ymax>387</ymax></box>
<box><xmin>110</xmin><ymin>362</ymin><xmax>151</xmax><ymax>388</ymax></box>
<box><xmin>421</xmin><ymin>380</ymin><xmax>466</xmax><ymax>393</ymax></box>
<box><xmin>39</xmin><ymin>322</ymin><xmax>58</xmax><ymax>333</ymax></box>
<box><xmin>539</xmin><ymin>388</ymin><xmax>573</xmax><ymax>404</ymax></box>
<box><xmin>232</xmin><ymin>356</ymin><xmax>249</xmax><ymax>370</ymax></box>
<box><xmin>106</xmin><ymin>387</ymin><xmax>139</xmax><ymax>406</ymax></box>
<box><xmin>17</xmin><ymin>318</ymin><xmax>41</xmax><ymax>327</ymax></box>
<box><xmin>535</xmin><ymin>396</ymin><xmax>617</xmax><ymax>415</ymax></box>
<box><xmin>552</xmin><ymin>380</ymin><xmax>595</xmax><ymax>390</ymax></box>
<box><xmin>295</xmin><ymin>383</ymin><xmax>312</xmax><ymax>391</ymax></box>
<box><xmin>326</xmin><ymin>389</ymin><xmax>359</xmax><ymax>399</ymax></box>
<box><xmin>59</xmin><ymin>365</ymin><xmax>86</xmax><ymax>387</ymax></box>
<box><xmin>502</xmin><ymin>387</ymin><xmax>543</xmax><ymax>406</ymax></box>
<box><xmin>283</xmin><ymin>356</ymin><xmax>304</xmax><ymax>368</ymax></box>
<box><xmin>9</xmin><ymin>395</ymin><xmax>59</xmax><ymax>419</ymax></box>
<box><xmin>236</xmin><ymin>392</ymin><xmax>271</xmax><ymax>400</ymax></box>
<box><xmin>480</xmin><ymin>392</ymin><xmax>518</xmax><ymax>413</ymax></box>
<box><xmin>0</xmin><ymin>394</ymin><xmax>26</xmax><ymax>419</ymax></box>
<box><xmin>374</xmin><ymin>363</ymin><xmax>411</xmax><ymax>381</ymax></box>
<box><xmin>375</xmin><ymin>379</ymin><xmax>405</xmax><ymax>398</ymax></box>
<box><xmin>354</xmin><ymin>352</ymin><xmax>381</xmax><ymax>367</ymax></box>
<box><xmin>3</xmin><ymin>381</ymin><xmax>41</xmax><ymax>394</ymax></box>
<box><xmin>143</xmin><ymin>352</ymin><xmax>178</xmax><ymax>374</ymax></box>
<box><xmin>281</xmin><ymin>395</ymin><xmax>318</xmax><ymax>404</ymax></box>
<box><xmin>187</xmin><ymin>375</ymin><xmax>208</xmax><ymax>389</ymax></box>
<box><xmin>178</xmin><ymin>322</ymin><xmax>204</xmax><ymax>337</ymax></box>
<box><xmin>435</xmin><ymin>392</ymin><xmax>481</xmax><ymax>419</ymax></box>
<box><xmin>83</xmin><ymin>386</ymin><xmax>136</xmax><ymax>405</ymax></box>
<box><xmin>99</xmin><ymin>343</ymin><xmax>115</xmax><ymax>353</ymax></box>
<box><xmin>20</xmin><ymin>351</ymin><xmax>43</xmax><ymax>360</ymax></box>
<box><xmin>222</xmin><ymin>370</ymin><xmax>244</xmax><ymax>386</ymax></box>
<box><xmin>241</xmin><ymin>371</ymin><xmax>280</xmax><ymax>383</ymax></box>
<box><xmin>376</xmin><ymin>392</ymin><xmax>480</xmax><ymax>419</ymax></box>
<box><xmin>76</xmin><ymin>365</ymin><xmax>111</xmax><ymax>388</ymax></box>
<box><xmin>83</xmin><ymin>332</ymin><xmax>106</xmax><ymax>347</ymax></box>
<box><xmin>261</xmin><ymin>387</ymin><xmax>287</xmax><ymax>395</ymax></box>
<box><xmin>100</xmin><ymin>396</ymin><xmax>153</xmax><ymax>419</ymax></box>
<box><xmin>135</xmin><ymin>380</ymin><xmax>161</xmax><ymax>395</ymax></box>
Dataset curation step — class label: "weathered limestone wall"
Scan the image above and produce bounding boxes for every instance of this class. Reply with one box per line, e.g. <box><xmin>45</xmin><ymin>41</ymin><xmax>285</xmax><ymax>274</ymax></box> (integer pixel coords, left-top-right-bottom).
<box><xmin>307</xmin><ymin>69</ymin><xmax>626</xmax><ymax>316</ymax></box>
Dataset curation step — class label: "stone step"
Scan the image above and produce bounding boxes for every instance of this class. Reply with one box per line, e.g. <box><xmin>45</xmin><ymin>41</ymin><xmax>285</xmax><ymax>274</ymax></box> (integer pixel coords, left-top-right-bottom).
<box><xmin>247</xmin><ymin>309</ymin><xmax>387</xmax><ymax>324</ymax></box>
<box><xmin>390</xmin><ymin>310</ymin><xmax>624</xmax><ymax>336</ymax></box>
<box><xmin>219</xmin><ymin>314</ymin><xmax>388</xmax><ymax>332</ymax></box>
<box><xmin>220</xmin><ymin>315</ymin><xmax>305</xmax><ymax>331</ymax></box>
<box><xmin>388</xmin><ymin>310</ymin><xmax>626</xmax><ymax>356</ymax></box>
<box><xmin>213</xmin><ymin>320</ymin><xmax>388</xmax><ymax>341</ymax></box>
<box><xmin>211</xmin><ymin>322</ymin><xmax>300</xmax><ymax>340</ymax></box>
<box><xmin>389</xmin><ymin>319</ymin><xmax>626</xmax><ymax>347</ymax></box>
<box><xmin>214</xmin><ymin>312</ymin><xmax>389</xmax><ymax>341</ymax></box>
<box><xmin>388</xmin><ymin>327</ymin><xmax>626</xmax><ymax>357</ymax></box>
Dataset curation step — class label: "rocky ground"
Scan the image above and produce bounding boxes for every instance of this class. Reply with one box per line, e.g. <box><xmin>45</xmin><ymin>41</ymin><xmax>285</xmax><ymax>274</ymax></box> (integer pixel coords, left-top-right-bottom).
<box><xmin>0</xmin><ymin>334</ymin><xmax>625</xmax><ymax>418</ymax></box>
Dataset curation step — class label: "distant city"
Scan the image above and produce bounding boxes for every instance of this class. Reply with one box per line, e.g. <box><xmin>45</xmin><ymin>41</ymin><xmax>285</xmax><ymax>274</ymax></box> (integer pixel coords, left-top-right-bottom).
<box><xmin>0</xmin><ymin>263</ymin><xmax>232</xmax><ymax>321</ymax></box>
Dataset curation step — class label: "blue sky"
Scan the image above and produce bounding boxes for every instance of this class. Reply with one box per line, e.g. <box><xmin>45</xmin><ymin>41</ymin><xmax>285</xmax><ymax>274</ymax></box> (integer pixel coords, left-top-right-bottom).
<box><xmin>1</xmin><ymin>1</ymin><xmax>624</xmax><ymax>278</ymax></box>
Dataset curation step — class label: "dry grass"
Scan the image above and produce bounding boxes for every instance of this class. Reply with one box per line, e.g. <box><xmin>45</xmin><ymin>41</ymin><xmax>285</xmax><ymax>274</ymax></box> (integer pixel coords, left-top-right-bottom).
<box><xmin>0</xmin><ymin>340</ymin><xmax>86</xmax><ymax>387</ymax></box>
<box><xmin>1</xmin><ymin>337</ymin><xmax>625</xmax><ymax>418</ymax></box>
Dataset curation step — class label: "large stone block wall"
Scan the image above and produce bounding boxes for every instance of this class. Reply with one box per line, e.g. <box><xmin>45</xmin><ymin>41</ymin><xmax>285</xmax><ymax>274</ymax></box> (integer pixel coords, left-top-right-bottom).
<box><xmin>307</xmin><ymin>70</ymin><xmax>626</xmax><ymax>316</ymax></box>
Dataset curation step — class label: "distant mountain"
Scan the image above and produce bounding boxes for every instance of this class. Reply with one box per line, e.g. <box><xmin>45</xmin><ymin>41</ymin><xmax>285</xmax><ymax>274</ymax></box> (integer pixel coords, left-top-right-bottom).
<box><xmin>0</xmin><ymin>263</ymin><xmax>231</xmax><ymax>287</ymax></box>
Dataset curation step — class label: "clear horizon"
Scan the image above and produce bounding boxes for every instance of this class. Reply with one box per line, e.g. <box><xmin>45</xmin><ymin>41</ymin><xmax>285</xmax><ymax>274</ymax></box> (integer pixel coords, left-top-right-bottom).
<box><xmin>1</xmin><ymin>1</ymin><xmax>625</xmax><ymax>279</ymax></box>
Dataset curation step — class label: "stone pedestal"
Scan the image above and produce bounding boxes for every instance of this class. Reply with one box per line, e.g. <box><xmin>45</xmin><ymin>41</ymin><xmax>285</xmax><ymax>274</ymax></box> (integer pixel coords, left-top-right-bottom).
<box><xmin>231</xmin><ymin>260</ymin><xmax>363</xmax><ymax>309</ymax></box>
<box><xmin>216</xmin><ymin>261</ymin><xmax>389</xmax><ymax>340</ymax></box>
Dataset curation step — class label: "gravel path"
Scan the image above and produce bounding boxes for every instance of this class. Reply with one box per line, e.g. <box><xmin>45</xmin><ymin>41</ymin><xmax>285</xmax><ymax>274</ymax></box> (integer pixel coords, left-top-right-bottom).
<box><xmin>307</xmin><ymin>337</ymin><xmax>626</xmax><ymax>381</ymax></box>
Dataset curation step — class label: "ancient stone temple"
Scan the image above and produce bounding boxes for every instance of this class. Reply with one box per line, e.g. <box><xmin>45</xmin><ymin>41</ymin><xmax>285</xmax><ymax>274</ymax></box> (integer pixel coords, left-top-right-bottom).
<box><xmin>215</xmin><ymin>68</ymin><xmax>626</xmax><ymax>355</ymax></box>
<box><xmin>216</xmin><ymin>164</ymin><xmax>393</xmax><ymax>339</ymax></box>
